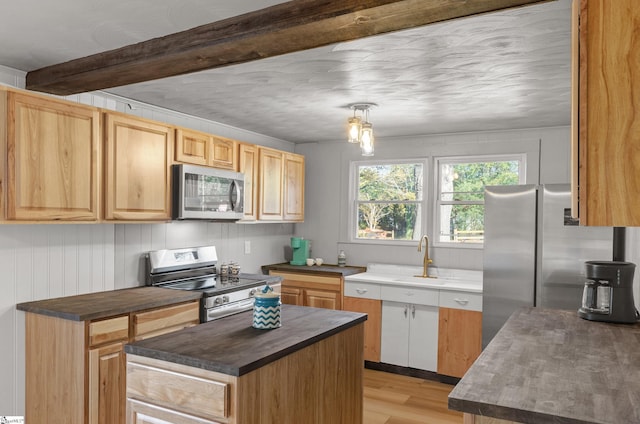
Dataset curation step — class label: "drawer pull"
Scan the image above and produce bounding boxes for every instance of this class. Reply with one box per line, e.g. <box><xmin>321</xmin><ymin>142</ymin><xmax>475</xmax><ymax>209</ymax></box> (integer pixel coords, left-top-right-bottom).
<box><xmin>356</xmin><ymin>288</ymin><xmax>368</xmax><ymax>294</ymax></box>
<box><xmin>404</xmin><ymin>291</ymin><xmax>415</xmax><ymax>297</ymax></box>
<box><xmin>454</xmin><ymin>298</ymin><xmax>469</xmax><ymax>305</ymax></box>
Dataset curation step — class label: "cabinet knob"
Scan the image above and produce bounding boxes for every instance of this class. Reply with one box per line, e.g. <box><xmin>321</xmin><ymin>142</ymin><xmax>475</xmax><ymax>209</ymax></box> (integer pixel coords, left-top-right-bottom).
<box><xmin>454</xmin><ymin>298</ymin><xmax>469</xmax><ymax>305</ymax></box>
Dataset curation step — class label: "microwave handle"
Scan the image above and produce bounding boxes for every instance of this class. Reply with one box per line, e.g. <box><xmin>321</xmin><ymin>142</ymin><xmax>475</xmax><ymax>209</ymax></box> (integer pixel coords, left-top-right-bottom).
<box><xmin>230</xmin><ymin>179</ymin><xmax>242</xmax><ymax>211</ymax></box>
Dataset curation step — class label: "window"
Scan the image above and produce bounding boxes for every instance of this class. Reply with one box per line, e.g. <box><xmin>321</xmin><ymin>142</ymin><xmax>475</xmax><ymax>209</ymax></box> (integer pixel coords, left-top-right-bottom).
<box><xmin>351</xmin><ymin>160</ymin><xmax>425</xmax><ymax>242</ymax></box>
<box><xmin>436</xmin><ymin>155</ymin><xmax>524</xmax><ymax>246</ymax></box>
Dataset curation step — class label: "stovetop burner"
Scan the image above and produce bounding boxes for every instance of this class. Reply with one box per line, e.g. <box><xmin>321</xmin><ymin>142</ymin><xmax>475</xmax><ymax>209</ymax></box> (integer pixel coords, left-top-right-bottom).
<box><xmin>159</xmin><ymin>275</ymin><xmax>267</xmax><ymax>296</ymax></box>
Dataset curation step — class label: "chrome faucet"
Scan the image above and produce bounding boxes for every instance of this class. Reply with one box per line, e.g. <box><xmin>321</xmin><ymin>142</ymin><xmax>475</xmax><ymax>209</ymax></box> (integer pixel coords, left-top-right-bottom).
<box><xmin>416</xmin><ymin>235</ymin><xmax>434</xmax><ymax>278</ymax></box>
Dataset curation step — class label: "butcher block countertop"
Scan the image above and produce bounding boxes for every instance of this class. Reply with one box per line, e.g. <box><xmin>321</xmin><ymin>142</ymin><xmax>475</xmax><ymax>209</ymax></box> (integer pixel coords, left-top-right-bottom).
<box><xmin>16</xmin><ymin>286</ymin><xmax>203</xmax><ymax>321</ymax></box>
<box><xmin>125</xmin><ymin>304</ymin><xmax>367</xmax><ymax>376</ymax></box>
<box><xmin>448</xmin><ymin>307</ymin><xmax>640</xmax><ymax>424</ymax></box>
<box><xmin>262</xmin><ymin>262</ymin><xmax>366</xmax><ymax>277</ymax></box>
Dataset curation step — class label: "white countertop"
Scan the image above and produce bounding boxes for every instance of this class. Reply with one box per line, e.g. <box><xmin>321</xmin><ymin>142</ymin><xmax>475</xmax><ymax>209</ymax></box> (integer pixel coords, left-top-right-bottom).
<box><xmin>344</xmin><ymin>263</ymin><xmax>483</xmax><ymax>294</ymax></box>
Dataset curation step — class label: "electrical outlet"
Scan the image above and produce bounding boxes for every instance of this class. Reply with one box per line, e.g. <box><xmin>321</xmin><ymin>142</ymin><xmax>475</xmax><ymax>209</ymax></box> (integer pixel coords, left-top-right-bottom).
<box><xmin>244</xmin><ymin>240</ymin><xmax>251</xmax><ymax>254</ymax></box>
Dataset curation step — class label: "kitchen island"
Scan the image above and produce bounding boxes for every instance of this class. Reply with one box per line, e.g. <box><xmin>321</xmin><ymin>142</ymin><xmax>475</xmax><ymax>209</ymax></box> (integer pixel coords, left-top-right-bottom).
<box><xmin>125</xmin><ymin>304</ymin><xmax>367</xmax><ymax>423</ymax></box>
<box><xmin>448</xmin><ymin>307</ymin><xmax>640</xmax><ymax>424</ymax></box>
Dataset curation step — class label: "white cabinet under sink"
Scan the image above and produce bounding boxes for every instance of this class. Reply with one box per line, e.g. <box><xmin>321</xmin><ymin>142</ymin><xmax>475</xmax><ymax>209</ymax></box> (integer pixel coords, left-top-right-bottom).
<box><xmin>380</xmin><ymin>285</ymin><xmax>439</xmax><ymax>372</ymax></box>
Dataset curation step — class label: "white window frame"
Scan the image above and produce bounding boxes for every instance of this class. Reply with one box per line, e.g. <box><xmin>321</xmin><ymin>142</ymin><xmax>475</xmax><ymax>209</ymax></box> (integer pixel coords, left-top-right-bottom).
<box><xmin>348</xmin><ymin>158</ymin><xmax>428</xmax><ymax>245</ymax></box>
<box><xmin>433</xmin><ymin>154</ymin><xmax>526</xmax><ymax>249</ymax></box>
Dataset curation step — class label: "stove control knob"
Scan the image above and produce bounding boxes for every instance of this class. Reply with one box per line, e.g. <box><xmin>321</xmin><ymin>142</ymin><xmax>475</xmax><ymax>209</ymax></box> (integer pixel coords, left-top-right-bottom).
<box><xmin>214</xmin><ymin>297</ymin><xmax>223</xmax><ymax>305</ymax></box>
<box><xmin>222</xmin><ymin>295</ymin><xmax>230</xmax><ymax>303</ymax></box>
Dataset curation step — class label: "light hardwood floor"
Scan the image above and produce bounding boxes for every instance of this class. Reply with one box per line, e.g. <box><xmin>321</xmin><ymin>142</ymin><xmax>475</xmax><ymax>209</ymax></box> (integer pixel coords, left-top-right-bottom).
<box><xmin>363</xmin><ymin>369</ymin><xmax>463</xmax><ymax>424</ymax></box>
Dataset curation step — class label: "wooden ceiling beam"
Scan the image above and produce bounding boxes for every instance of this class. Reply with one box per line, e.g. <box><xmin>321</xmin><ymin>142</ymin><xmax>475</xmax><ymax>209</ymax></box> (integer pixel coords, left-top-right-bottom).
<box><xmin>26</xmin><ymin>0</ymin><xmax>549</xmax><ymax>95</ymax></box>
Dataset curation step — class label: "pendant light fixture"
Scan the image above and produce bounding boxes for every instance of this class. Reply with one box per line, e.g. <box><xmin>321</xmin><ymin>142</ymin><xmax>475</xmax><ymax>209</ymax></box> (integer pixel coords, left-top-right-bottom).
<box><xmin>346</xmin><ymin>103</ymin><xmax>377</xmax><ymax>156</ymax></box>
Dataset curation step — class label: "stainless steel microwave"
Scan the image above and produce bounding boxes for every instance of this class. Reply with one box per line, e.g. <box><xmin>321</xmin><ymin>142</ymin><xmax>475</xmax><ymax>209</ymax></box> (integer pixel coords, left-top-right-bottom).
<box><xmin>172</xmin><ymin>164</ymin><xmax>244</xmax><ymax>220</ymax></box>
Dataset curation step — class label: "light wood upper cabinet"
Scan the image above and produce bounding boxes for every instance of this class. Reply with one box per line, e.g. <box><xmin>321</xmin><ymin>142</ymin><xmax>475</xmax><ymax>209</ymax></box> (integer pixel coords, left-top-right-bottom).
<box><xmin>258</xmin><ymin>147</ymin><xmax>284</xmax><ymax>221</ymax></box>
<box><xmin>258</xmin><ymin>147</ymin><xmax>304</xmax><ymax>222</ymax></box>
<box><xmin>104</xmin><ymin>113</ymin><xmax>174</xmax><ymax>221</ymax></box>
<box><xmin>284</xmin><ymin>153</ymin><xmax>305</xmax><ymax>221</ymax></box>
<box><xmin>238</xmin><ymin>143</ymin><xmax>258</xmax><ymax>221</ymax></box>
<box><xmin>3</xmin><ymin>90</ymin><xmax>101</xmax><ymax>221</ymax></box>
<box><xmin>572</xmin><ymin>0</ymin><xmax>640</xmax><ymax>226</ymax></box>
<box><xmin>175</xmin><ymin>127</ymin><xmax>210</xmax><ymax>166</ymax></box>
<box><xmin>175</xmin><ymin>128</ymin><xmax>237</xmax><ymax>170</ymax></box>
<box><xmin>210</xmin><ymin>135</ymin><xmax>237</xmax><ymax>170</ymax></box>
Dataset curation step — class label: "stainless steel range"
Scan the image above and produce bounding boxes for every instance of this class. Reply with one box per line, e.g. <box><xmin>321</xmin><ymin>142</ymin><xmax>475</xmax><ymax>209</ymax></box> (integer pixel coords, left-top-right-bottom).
<box><xmin>145</xmin><ymin>245</ymin><xmax>269</xmax><ymax>322</ymax></box>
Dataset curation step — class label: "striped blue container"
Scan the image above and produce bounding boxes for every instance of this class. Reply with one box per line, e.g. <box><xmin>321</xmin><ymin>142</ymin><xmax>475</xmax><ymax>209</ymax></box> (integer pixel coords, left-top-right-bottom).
<box><xmin>252</xmin><ymin>293</ymin><xmax>281</xmax><ymax>329</ymax></box>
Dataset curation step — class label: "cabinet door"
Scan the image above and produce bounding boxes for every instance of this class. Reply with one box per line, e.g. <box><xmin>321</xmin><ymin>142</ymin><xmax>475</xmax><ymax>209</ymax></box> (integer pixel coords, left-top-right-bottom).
<box><xmin>437</xmin><ymin>307</ymin><xmax>482</xmax><ymax>378</ymax></box>
<box><xmin>305</xmin><ymin>288</ymin><xmax>340</xmax><ymax>310</ymax></box>
<box><xmin>280</xmin><ymin>286</ymin><xmax>303</xmax><ymax>306</ymax></box>
<box><xmin>258</xmin><ymin>147</ymin><xmax>284</xmax><ymax>220</ymax></box>
<box><xmin>343</xmin><ymin>296</ymin><xmax>381</xmax><ymax>362</ymax></box>
<box><xmin>6</xmin><ymin>91</ymin><xmax>100</xmax><ymax>221</ymax></box>
<box><xmin>104</xmin><ymin>113</ymin><xmax>174</xmax><ymax>220</ymax></box>
<box><xmin>283</xmin><ymin>153</ymin><xmax>304</xmax><ymax>221</ymax></box>
<box><xmin>175</xmin><ymin>127</ymin><xmax>210</xmax><ymax>166</ymax></box>
<box><xmin>381</xmin><ymin>301</ymin><xmax>409</xmax><ymax>366</ymax></box>
<box><xmin>574</xmin><ymin>0</ymin><xmax>640</xmax><ymax>226</ymax></box>
<box><xmin>210</xmin><ymin>135</ymin><xmax>237</xmax><ymax>170</ymax></box>
<box><xmin>238</xmin><ymin>143</ymin><xmax>258</xmax><ymax>221</ymax></box>
<box><xmin>408</xmin><ymin>304</ymin><xmax>439</xmax><ymax>372</ymax></box>
<box><xmin>89</xmin><ymin>341</ymin><xmax>126</xmax><ymax>424</ymax></box>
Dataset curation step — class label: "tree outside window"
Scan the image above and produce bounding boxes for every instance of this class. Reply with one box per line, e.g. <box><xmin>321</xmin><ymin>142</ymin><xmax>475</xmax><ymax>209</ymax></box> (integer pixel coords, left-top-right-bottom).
<box><xmin>355</xmin><ymin>162</ymin><xmax>424</xmax><ymax>241</ymax></box>
<box><xmin>437</xmin><ymin>156</ymin><xmax>523</xmax><ymax>245</ymax></box>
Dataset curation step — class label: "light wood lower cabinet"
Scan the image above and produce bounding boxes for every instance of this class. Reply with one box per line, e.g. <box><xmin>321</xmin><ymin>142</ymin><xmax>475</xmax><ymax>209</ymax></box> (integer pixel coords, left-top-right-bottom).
<box><xmin>89</xmin><ymin>341</ymin><xmax>127</xmax><ymax>424</ymax></box>
<box><xmin>269</xmin><ymin>270</ymin><xmax>342</xmax><ymax>310</ymax></box>
<box><xmin>25</xmin><ymin>300</ymin><xmax>199</xmax><ymax>424</ymax></box>
<box><xmin>104</xmin><ymin>112</ymin><xmax>174</xmax><ymax>221</ymax></box>
<box><xmin>437</xmin><ymin>307</ymin><xmax>482</xmax><ymax>378</ymax></box>
<box><xmin>343</xmin><ymin>296</ymin><xmax>381</xmax><ymax>362</ymax></box>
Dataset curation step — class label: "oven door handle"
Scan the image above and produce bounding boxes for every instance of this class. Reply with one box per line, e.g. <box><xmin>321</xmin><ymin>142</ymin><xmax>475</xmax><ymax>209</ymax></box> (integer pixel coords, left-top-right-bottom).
<box><xmin>206</xmin><ymin>298</ymin><xmax>254</xmax><ymax>321</ymax></box>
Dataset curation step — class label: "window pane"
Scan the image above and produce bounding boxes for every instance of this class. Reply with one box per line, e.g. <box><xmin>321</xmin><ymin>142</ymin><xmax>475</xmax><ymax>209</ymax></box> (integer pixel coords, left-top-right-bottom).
<box><xmin>440</xmin><ymin>161</ymin><xmax>520</xmax><ymax>201</ymax></box>
<box><xmin>438</xmin><ymin>204</ymin><xmax>484</xmax><ymax>243</ymax></box>
<box><xmin>358</xmin><ymin>164</ymin><xmax>423</xmax><ymax>201</ymax></box>
<box><xmin>357</xmin><ymin>202</ymin><xmax>420</xmax><ymax>241</ymax></box>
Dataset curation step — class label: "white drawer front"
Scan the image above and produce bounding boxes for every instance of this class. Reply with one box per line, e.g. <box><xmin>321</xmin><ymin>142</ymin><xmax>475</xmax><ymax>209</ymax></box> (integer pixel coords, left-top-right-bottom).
<box><xmin>439</xmin><ymin>290</ymin><xmax>482</xmax><ymax>311</ymax></box>
<box><xmin>344</xmin><ymin>281</ymin><xmax>381</xmax><ymax>300</ymax></box>
<box><xmin>380</xmin><ymin>285</ymin><xmax>438</xmax><ymax>306</ymax></box>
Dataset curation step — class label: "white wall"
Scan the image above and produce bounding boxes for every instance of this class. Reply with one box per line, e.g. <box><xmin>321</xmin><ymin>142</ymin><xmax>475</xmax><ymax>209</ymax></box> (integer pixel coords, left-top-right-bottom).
<box><xmin>295</xmin><ymin>127</ymin><xmax>571</xmax><ymax>269</ymax></box>
<box><xmin>0</xmin><ymin>65</ymin><xmax>296</xmax><ymax>415</ymax></box>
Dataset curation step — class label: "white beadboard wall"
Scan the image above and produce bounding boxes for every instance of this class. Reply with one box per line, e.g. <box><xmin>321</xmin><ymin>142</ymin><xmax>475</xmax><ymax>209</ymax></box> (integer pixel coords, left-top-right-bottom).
<box><xmin>1</xmin><ymin>225</ymin><xmax>115</xmax><ymax>416</ymax></box>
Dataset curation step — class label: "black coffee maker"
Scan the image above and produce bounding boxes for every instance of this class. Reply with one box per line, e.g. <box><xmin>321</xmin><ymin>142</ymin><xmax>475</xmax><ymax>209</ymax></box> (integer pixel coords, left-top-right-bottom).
<box><xmin>578</xmin><ymin>261</ymin><xmax>639</xmax><ymax>323</ymax></box>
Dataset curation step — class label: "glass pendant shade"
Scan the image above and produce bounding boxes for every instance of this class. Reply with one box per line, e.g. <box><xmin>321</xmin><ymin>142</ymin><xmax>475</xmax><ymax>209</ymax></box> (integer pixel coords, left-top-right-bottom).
<box><xmin>347</xmin><ymin>117</ymin><xmax>362</xmax><ymax>143</ymax></box>
<box><xmin>360</xmin><ymin>122</ymin><xmax>374</xmax><ymax>156</ymax></box>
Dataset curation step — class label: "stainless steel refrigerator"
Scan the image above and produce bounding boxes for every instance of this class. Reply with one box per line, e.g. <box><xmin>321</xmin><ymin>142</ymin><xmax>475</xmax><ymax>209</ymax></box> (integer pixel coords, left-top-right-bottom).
<box><xmin>482</xmin><ymin>184</ymin><xmax>613</xmax><ymax>348</ymax></box>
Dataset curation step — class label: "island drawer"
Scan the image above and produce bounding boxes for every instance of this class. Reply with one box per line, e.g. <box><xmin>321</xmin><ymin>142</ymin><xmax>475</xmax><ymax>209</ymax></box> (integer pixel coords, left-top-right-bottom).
<box><xmin>88</xmin><ymin>315</ymin><xmax>129</xmax><ymax>347</ymax></box>
<box><xmin>344</xmin><ymin>281</ymin><xmax>381</xmax><ymax>300</ymax></box>
<box><xmin>439</xmin><ymin>290</ymin><xmax>482</xmax><ymax>311</ymax></box>
<box><xmin>381</xmin><ymin>285</ymin><xmax>438</xmax><ymax>306</ymax></box>
<box><xmin>127</xmin><ymin>358</ymin><xmax>230</xmax><ymax>421</ymax></box>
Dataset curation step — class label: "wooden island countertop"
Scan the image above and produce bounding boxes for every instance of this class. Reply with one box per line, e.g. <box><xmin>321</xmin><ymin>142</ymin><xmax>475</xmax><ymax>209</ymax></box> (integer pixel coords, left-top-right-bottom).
<box><xmin>124</xmin><ymin>305</ymin><xmax>367</xmax><ymax>424</ymax></box>
<box><xmin>448</xmin><ymin>307</ymin><xmax>640</xmax><ymax>424</ymax></box>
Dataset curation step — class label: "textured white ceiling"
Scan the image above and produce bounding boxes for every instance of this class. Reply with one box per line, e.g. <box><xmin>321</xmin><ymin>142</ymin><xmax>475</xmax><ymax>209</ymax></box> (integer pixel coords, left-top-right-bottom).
<box><xmin>0</xmin><ymin>0</ymin><xmax>571</xmax><ymax>143</ymax></box>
